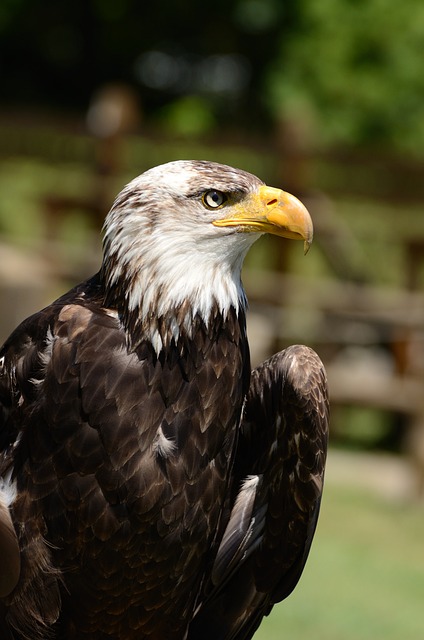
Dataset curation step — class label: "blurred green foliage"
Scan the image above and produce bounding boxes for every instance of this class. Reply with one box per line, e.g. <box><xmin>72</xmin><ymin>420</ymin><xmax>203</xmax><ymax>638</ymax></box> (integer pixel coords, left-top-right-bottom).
<box><xmin>266</xmin><ymin>0</ymin><xmax>424</xmax><ymax>153</ymax></box>
<box><xmin>1</xmin><ymin>0</ymin><xmax>424</xmax><ymax>152</ymax></box>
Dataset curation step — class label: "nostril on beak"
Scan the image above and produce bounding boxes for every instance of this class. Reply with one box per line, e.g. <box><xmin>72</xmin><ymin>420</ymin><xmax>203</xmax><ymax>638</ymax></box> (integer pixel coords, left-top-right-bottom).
<box><xmin>267</xmin><ymin>198</ymin><xmax>278</xmax><ymax>207</ymax></box>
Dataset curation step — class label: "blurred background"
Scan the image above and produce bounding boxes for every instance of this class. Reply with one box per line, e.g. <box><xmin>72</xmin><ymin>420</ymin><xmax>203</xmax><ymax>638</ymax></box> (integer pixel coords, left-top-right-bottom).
<box><xmin>1</xmin><ymin>0</ymin><xmax>424</xmax><ymax>638</ymax></box>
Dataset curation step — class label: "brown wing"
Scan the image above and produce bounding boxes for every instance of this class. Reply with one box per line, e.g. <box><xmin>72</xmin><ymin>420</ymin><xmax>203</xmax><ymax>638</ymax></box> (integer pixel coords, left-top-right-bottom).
<box><xmin>0</xmin><ymin>277</ymin><xmax>250</xmax><ymax>640</ymax></box>
<box><xmin>188</xmin><ymin>344</ymin><xmax>329</xmax><ymax>640</ymax></box>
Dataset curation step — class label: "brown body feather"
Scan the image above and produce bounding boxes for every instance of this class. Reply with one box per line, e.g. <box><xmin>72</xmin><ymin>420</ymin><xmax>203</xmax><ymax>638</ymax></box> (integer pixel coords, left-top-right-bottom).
<box><xmin>1</xmin><ymin>274</ymin><xmax>250</xmax><ymax>639</ymax></box>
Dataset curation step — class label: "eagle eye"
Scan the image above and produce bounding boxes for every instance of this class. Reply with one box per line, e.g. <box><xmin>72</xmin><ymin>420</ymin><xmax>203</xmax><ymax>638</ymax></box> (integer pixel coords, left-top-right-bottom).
<box><xmin>202</xmin><ymin>190</ymin><xmax>227</xmax><ymax>209</ymax></box>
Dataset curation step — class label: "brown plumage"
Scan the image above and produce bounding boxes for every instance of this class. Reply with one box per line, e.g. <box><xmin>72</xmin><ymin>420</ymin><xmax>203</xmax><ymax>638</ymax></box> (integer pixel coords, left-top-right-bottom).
<box><xmin>0</xmin><ymin>161</ymin><xmax>328</xmax><ymax>640</ymax></box>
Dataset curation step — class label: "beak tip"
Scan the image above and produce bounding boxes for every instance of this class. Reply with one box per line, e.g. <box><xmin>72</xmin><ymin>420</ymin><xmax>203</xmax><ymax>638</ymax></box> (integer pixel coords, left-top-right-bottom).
<box><xmin>303</xmin><ymin>226</ymin><xmax>313</xmax><ymax>254</ymax></box>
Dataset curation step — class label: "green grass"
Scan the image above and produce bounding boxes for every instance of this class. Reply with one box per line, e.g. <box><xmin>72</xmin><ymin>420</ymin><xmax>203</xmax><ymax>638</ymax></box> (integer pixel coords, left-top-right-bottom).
<box><xmin>254</xmin><ymin>476</ymin><xmax>424</xmax><ymax>639</ymax></box>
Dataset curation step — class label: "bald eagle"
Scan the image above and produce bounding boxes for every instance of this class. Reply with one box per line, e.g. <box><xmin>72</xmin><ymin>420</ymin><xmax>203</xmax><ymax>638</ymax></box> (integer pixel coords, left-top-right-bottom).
<box><xmin>0</xmin><ymin>161</ymin><xmax>328</xmax><ymax>640</ymax></box>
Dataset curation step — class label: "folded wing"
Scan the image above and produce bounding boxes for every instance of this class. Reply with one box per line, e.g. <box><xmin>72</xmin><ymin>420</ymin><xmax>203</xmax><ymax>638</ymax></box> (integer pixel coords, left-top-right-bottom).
<box><xmin>188</xmin><ymin>344</ymin><xmax>329</xmax><ymax>640</ymax></box>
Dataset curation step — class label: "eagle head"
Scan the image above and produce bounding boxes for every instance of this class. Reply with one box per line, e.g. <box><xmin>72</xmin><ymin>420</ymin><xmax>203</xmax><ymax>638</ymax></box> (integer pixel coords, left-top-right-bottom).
<box><xmin>101</xmin><ymin>160</ymin><xmax>312</xmax><ymax>352</ymax></box>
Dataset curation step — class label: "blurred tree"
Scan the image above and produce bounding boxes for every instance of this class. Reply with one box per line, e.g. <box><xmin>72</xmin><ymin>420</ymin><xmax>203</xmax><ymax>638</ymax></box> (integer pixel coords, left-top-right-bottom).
<box><xmin>265</xmin><ymin>0</ymin><xmax>424</xmax><ymax>153</ymax></box>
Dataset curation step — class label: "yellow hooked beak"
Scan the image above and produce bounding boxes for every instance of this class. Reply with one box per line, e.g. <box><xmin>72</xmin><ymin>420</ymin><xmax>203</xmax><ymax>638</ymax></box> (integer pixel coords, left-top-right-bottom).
<box><xmin>212</xmin><ymin>185</ymin><xmax>313</xmax><ymax>254</ymax></box>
